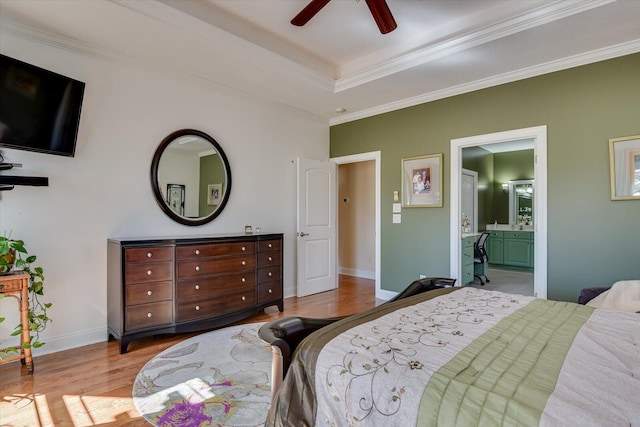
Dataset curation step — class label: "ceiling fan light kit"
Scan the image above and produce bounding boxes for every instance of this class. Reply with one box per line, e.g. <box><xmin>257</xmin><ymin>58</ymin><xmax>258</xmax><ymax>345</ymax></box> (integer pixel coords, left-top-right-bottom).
<box><xmin>292</xmin><ymin>0</ymin><xmax>397</xmax><ymax>34</ymax></box>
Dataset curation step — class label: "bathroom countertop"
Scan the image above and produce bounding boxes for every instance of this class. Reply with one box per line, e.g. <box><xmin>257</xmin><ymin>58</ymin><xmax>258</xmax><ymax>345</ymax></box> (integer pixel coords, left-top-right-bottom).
<box><xmin>461</xmin><ymin>232</ymin><xmax>481</xmax><ymax>239</ymax></box>
<box><xmin>486</xmin><ymin>224</ymin><xmax>534</xmax><ymax>231</ymax></box>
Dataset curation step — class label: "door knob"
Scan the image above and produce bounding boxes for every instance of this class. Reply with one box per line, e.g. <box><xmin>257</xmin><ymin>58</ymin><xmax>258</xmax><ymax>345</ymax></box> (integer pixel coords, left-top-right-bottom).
<box><xmin>298</xmin><ymin>232</ymin><xmax>309</xmax><ymax>237</ymax></box>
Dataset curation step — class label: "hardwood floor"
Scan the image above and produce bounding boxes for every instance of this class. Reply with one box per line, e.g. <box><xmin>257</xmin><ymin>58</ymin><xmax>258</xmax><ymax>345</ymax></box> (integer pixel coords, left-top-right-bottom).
<box><xmin>0</xmin><ymin>275</ymin><xmax>378</xmax><ymax>426</ymax></box>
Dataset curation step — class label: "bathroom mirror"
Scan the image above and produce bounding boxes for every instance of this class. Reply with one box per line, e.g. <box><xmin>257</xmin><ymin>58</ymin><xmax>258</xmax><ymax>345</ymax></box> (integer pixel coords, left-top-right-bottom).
<box><xmin>151</xmin><ymin>129</ymin><xmax>231</xmax><ymax>226</ymax></box>
<box><xmin>508</xmin><ymin>179</ymin><xmax>534</xmax><ymax>226</ymax></box>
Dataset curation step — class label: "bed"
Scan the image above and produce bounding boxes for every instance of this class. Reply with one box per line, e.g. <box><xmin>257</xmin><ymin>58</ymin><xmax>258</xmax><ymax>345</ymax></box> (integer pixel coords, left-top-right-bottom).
<box><xmin>264</xmin><ymin>287</ymin><xmax>640</xmax><ymax>426</ymax></box>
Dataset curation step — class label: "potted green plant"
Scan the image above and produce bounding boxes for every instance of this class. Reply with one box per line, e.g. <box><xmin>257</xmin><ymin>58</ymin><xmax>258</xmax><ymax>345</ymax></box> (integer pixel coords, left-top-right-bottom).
<box><xmin>0</xmin><ymin>236</ymin><xmax>52</xmax><ymax>355</ymax></box>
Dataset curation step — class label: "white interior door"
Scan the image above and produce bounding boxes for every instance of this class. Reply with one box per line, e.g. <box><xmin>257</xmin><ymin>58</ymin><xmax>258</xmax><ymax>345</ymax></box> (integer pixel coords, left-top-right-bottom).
<box><xmin>461</xmin><ymin>169</ymin><xmax>478</xmax><ymax>233</ymax></box>
<box><xmin>297</xmin><ymin>157</ymin><xmax>337</xmax><ymax>297</ymax></box>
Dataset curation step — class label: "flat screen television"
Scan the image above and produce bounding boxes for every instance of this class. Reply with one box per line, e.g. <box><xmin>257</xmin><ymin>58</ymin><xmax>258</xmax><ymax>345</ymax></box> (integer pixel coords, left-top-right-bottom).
<box><xmin>0</xmin><ymin>54</ymin><xmax>85</xmax><ymax>157</ymax></box>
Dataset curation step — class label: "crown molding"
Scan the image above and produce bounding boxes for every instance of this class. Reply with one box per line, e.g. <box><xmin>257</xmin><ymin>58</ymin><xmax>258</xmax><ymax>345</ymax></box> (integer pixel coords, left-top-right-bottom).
<box><xmin>0</xmin><ymin>18</ymin><xmax>104</xmax><ymax>60</ymax></box>
<box><xmin>330</xmin><ymin>39</ymin><xmax>640</xmax><ymax>126</ymax></box>
<box><xmin>334</xmin><ymin>0</ymin><xmax>616</xmax><ymax>92</ymax></box>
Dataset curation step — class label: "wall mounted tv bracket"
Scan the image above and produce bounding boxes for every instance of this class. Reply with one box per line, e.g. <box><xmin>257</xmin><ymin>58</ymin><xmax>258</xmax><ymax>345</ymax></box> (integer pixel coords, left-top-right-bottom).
<box><xmin>0</xmin><ymin>153</ymin><xmax>49</xmax><ymax>191</ymax></box>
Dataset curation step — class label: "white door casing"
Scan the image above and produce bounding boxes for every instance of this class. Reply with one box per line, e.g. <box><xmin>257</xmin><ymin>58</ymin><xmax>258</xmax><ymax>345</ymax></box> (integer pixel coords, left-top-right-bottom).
<box><xmin>331</xmin><ymin>151</ymin><xmax>384</xmax><ymax>299</ymax></box>
<box><xmin>296</xmin><ymin>157</ymin><xmax>337</xmax><ymax>297</ymax></box>
<box><xmin>450</xmin><ymin>126</ymin><xmax>548</xmax><ymax>299</ymax></box>
<box><xmin>461</xmin><ymin>168</ymin><xmax>478</xmax><ymax>234</ymax></box>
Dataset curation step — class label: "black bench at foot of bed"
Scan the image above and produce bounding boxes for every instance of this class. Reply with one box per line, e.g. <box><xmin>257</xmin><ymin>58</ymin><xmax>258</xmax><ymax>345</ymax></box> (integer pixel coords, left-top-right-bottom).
<box><xmin>258</xmin><ymin>276</ymin><xmax>457</xmax><ymax>384</ymax></box>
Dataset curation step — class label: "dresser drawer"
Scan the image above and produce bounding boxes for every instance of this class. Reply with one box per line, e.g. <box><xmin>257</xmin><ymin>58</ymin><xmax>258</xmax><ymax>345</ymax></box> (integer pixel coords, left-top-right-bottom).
<box><xmin>176</xmin><ymin>242</ymin><xmax>256</xmax><ymax>260</ymax></box>
<box><xmin>125</xmin><ymin>262</ymin><xmax>173</xmax><ymax>284</ymax></box>
<box><xmin>125</xmin><ymin>301</ymin><xmax>173</xmax><ymax>330</ymax></box>
<box><xmin>176</xmin><ymin>287</ymin><xmax>256</xmax><ymax>321</ymax></box>
<box><xmin>489</xmin><ymin>231</ymin><xmax>503</xmax><ymax>239</ymax></box>
<box><xmin>503</xmin><ymin>231</ymin><xmax>532</xmax><ymax>240</ymax></box>
<box><xmin>258</xmin><ymin>251</ymin><xmax>281</xmax><ymax>268</ymax></box>
<box><xmin>176</xmin><ymin>272</ymin><xmax>256</xmax><ymax>299</ymax></box>
<box><xmin>463</xmin><ymin>236</ymin><xmax>476</xmax><ymax>249</ymax></box>
<box><xmin>125</xmin><ymin>246</ymin><xmax>173</xmax><ymax>263</ymax></box>
<box><xmin>126</xmin><ymin>281</ymin><xmax>173</xmax><ymax>306</ymax></box>
<box><xmin>177</xmin><ymin>255</ymin><xmax>256</xmax><ymax>279</ymax></box>
<box><xmin>257</xmin><ymin>283</ymin><xmax>282</xmax><ymax>303</ymax></box>
<box><xmin>462</xmin><ymin>245</ymin><xmax>474</xmax><ymax>265</ymax></box>
<box><xmin>462</xmin><ymin>269</ymin><xmax>474</xmax><ymax>286</ymax></box>
<box><xmin>258</xmin><ymin>239</ymin><xmax>281</xmax><ymax>253</ymax></box>
<box><xmin>257</xmin><ymin>266</ymin><xmax>281</xmax><ymax>284</ymax></box>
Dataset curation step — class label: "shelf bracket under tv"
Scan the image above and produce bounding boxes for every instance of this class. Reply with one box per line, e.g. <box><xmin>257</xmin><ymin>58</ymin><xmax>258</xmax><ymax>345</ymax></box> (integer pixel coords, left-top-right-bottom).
<box><xmin>0</xmin><ymin>163</ymin><xmax>49</xmax><ymax>191</ymax></box>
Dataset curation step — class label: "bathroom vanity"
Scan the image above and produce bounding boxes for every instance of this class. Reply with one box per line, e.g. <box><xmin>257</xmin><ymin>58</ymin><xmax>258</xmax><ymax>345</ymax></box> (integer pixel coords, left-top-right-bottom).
<box><xmin>486</xmin><ymin>228</ymin><xmax>534</xmax><ymax>269</ymax></box>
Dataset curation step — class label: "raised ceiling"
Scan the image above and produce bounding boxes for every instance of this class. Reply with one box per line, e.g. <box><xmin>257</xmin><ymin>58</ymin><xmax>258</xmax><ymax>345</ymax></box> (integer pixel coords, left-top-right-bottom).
<box><xmin>1</xmin><ymin>0</ymin><xmax>639</xmax><ymax>124</ymax></box>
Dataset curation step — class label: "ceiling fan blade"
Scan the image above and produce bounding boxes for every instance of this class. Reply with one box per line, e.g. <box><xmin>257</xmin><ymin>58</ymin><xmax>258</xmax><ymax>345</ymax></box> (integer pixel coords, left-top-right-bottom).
<box><xmin>364</xmin><ymin>0</ymin><xmax>397</xmax><ymax>34</ymax></box>
<box><xmin>291</xmin><ymin>0</ymin><xmax>331</xmax><ymax>26</ymax></box>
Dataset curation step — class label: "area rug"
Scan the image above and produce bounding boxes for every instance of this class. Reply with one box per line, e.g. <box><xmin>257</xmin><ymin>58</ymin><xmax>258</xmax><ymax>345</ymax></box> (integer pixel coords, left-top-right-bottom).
<box><xmin>132</xmin><ymin>323</ymin><xmax>272</xmax><ymax>427</ymax></box>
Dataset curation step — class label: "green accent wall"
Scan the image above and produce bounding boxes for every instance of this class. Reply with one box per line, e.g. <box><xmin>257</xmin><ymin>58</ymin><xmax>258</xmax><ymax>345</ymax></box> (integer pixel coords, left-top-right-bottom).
<box><xmin>199</xmin><ymin>154</ymin><xmax>227</xmax><ymax>217</ymax></box>
<box><xmin>463</xmin><ymin>149</ymin><xmax>534</xmax><ymax>227</ymax></box>
<box><xmin>330</xmin><ymin>53</ymin><xmax>640</xmax><ymax>302</ymax></box>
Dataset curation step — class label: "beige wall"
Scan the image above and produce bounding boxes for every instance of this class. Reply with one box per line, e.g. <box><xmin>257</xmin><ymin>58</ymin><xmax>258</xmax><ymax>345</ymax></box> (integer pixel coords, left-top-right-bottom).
<box><xmin>0</xmin><ymin>31</ymin><xmax>328</xmax><ymax>355</ymax></box>
<box><xmin>338</xmin><ymin>161</ymin><xmax>375</xmax><ymax>279</ymax></box>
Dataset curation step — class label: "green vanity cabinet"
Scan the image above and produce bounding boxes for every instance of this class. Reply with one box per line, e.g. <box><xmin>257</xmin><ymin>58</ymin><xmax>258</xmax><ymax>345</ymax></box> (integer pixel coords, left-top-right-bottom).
<box><xmin>503</xmin><ymin>231</ymin><xmax>533</xmax><ymax>267</ymax></box>
<box><xmin>461</xmin><ymin>235</ymin><xmax>476</xmax><ymax>285</ymax></box>
<box><xmin>487</xmin><ymin>231</ymin><xmax>504</xmax><ymax>264</ymax></box>
<box><xmin>487</xmin><ymin>230</ymin><xmax>534</xmax><ymax>269</ymax></box>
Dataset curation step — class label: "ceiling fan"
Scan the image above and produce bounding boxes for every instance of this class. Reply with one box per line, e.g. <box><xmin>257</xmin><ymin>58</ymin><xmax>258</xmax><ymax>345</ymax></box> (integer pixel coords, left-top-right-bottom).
<box><xmin>291</xmin><ymin>0</ymin><xmax>397</xmax><ymax>34</ymax></box>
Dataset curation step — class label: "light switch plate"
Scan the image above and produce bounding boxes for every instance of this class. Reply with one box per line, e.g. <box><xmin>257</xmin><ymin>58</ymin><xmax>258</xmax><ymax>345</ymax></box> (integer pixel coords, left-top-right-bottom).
<box><xmin>392</xmin><ymin>203</ymin><xmax>401</xmax><ymax>213</ymax></box>
<box><xmin>392</xmin><ymin>214</ymin><xmax>401</xmax><ymax>223</ymax></box>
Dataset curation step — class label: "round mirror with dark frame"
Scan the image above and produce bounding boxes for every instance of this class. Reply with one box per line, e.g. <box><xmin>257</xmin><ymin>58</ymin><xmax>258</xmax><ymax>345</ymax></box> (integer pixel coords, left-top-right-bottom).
<box><xmin>151</xmin><ymin>129</ymin><xmax>231</xmax><ymax>226</ymax></box>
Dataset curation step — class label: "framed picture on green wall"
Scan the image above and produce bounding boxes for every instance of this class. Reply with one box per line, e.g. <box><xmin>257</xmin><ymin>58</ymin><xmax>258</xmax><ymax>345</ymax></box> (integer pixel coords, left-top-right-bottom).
<box><xmin>609</xmin><ymin>135</ymin><xmax>640</xmax><ymax>201</ymax></box>
<box><xmin>401</xmin><ymin>153</ymin><xmax>443</xmax><ymax>208</ymax></box>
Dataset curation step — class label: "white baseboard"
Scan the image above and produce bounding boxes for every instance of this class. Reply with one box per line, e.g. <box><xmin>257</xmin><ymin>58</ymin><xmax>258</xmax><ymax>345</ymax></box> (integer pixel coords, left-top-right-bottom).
<box><xmin>376</xmin><ymin>288</ymin><xmax>397</xmax><ymax>301</ymax></box>
<box><xmin>338</xmin><ymin>267</ymin><xmax>375</xmax><ymax>280</ymax></box>
<box><xmin>30</xmin><ymin>327</ymin><xmax>107</xmax><ymax>357</ymax></box>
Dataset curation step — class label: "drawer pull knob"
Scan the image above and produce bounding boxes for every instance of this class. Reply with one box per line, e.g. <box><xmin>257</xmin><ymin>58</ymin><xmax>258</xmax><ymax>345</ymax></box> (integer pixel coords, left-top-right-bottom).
<box><xmin>242</xmin><ymin>246</ymin><xmax>246</xmax><ymax>252</ymax></box>
<box><xmin>195</xmin><ymin>249</ymin><xmax>200</xmax><ymax>255</ymax></box>
<box><xmin>268</xmin><ymin>243</ymin><xmax>273</xmax><ymax>248</ymax></box>
<box><xmin>241</xmin><ymin>296</ymin><xmax>246</xmax><ymax>301</ymax></box>
<box><xmin>147</xmin><ymin>252</ymin><xmax>152</xmax><ymax>258</ymax></box>
<box><xmin>241</xmin><ymin>261</ymin><xmax>246</xmax><ymax>266</ymax></box>
<box><xmin>147</xmin><ymin>312</ymin><xmax>152</xmax><ymax>318</ymax></box>
<box><xmin>195</xmin><ymin>305</ymin><xmax>201</xmax><ymax>311</ymax></box>
<box><xmin>147</xmin><ymin>290</ymin><xmax>153</xmax><ymax>296</ymax></box>
<box><xmin>268</xmin><ymin>256</ymin><xmax>272</xmax><ymax>261</ymax></box>
<box><xmin>147</xmin><ymin>270</ymin><xmax>152</xmax><ymax>276</ymax></box>
<box><xmin>241</xmin><ymin>277</ymin><xmax>246</xmax><ymax>282</ymax></box>
<box><xmin>268</xmin><ymin>289</ymin><xmax>273</xmax><ymax>294</ymax></box>
<box><xmin>195</xmin><ymin>265</ymin><xmax>200</xmax><ymax>271</ymax></box>
<box><xmin>195</xmin><ymin>284</ymin><xmax>200</xmax><ymax>290</ymax></box>
<box><xmin>268</xmin><ymin>272</ymin><xmax>273</xmax><ymax>277</ymax></box>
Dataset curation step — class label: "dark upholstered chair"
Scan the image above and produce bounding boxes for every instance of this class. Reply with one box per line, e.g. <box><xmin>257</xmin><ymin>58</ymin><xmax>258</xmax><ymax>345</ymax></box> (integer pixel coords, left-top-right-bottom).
<box><xmin>578</xmin><ymin>287</ymin><xmax>610</xmax><ymax>305</ymax></box>
<box><xmin>473</xmin><ymin>231</ymin><xmax>491</xmax><ymax>285</ymax></box>
<box><xmin>258</xmin><ymin>276</ymin><xmax>456</xmax><ymax>402</ymax></box>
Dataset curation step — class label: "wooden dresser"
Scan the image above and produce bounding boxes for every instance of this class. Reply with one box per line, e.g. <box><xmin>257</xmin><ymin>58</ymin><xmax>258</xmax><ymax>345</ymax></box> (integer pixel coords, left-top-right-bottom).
<box><xmin>107</xmin><ymin>233</ymin><xmax>283</xmax><ymax>353</ymax></box>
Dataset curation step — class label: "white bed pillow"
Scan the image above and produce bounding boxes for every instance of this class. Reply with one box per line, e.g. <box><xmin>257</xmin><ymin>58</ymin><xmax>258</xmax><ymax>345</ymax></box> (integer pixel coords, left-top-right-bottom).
<box><xmin>586</xmin><ymin>280</ymin><xmax>640</xmax><ymax>313</ymax></box>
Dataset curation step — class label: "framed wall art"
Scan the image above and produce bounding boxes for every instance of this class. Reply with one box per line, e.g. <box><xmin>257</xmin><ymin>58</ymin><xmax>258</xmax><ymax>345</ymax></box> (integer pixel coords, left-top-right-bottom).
<box><xmin>609</xmin><ymin>135</ymin><xmax>640</xmax><ymax>200</ymax></box>
<box><xmin>207</xmin><ymin>183</ymin><xmax>222</xmax><ymax>205</ymax></box>
<box><xmin>401</xmin><ymin>153</ymin><xmax>443</xmax><ymax>207</ymax></box>
<box><xmin>166</xmin><ymin>184</ymin><xmax>185</xmax><ymax>215</ymax></box>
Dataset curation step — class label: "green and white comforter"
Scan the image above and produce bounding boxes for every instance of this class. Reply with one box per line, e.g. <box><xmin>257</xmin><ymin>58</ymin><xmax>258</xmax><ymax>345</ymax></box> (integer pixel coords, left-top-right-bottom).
<box><xmin>269</xmin><ymin>288</ymin><xmax>640</xmax><ymax>426</ymax></box>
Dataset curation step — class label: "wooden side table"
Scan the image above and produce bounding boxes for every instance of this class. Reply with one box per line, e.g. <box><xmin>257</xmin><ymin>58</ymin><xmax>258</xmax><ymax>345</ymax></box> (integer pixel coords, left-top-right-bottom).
<box><xmin>0</xmin><ymin>272</ymin><xmax>34</xmax><ymax>373</ymax></box>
